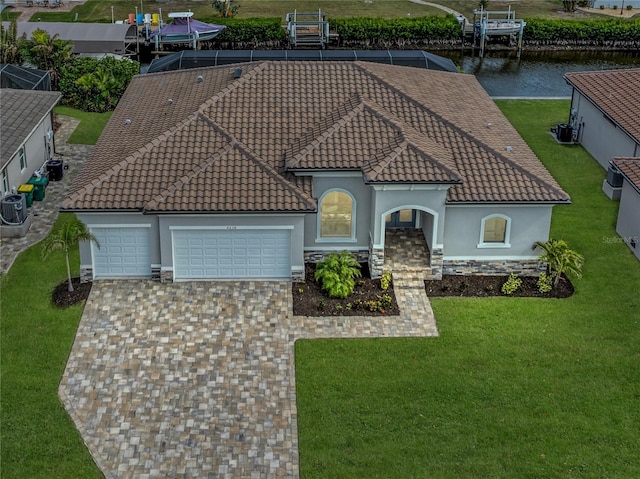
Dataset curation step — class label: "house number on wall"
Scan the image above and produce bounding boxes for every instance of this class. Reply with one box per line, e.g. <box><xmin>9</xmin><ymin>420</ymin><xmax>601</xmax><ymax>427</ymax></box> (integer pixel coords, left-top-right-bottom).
<box><xmin>226</xmin><ymin>226</ymin><xmax>237</xmax><ymax>230</ymax></box>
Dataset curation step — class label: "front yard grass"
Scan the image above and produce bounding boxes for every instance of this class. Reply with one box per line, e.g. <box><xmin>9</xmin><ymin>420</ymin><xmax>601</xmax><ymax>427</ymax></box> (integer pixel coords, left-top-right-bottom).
<box><xmin>0</xmin><ymin>213</ymin><xmax>103</xmax><ymax>478</ymax></box>
<box><xmin>295</xmin><ymin>100</ymin><xmax>640</xmax><ymax>478</ymax></box>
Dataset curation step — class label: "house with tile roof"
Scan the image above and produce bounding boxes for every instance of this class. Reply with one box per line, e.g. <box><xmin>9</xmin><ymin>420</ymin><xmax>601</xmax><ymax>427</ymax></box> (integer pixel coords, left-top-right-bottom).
<box><xmin>62</xmin><ymin>61</ymin><xmax>569</xmax><ymax>282</ymax></box>
<box><xmin>1</xmin><ymin>89</ymin><xmax>61</xmax><ymax>198</ymax></box>
<box><xmin>564</xmin><ymin>68</ymin><xmax>640</xmax><ymax>170</ymax></box>
<box><xmin>611</xmin><ymin>158</ymin><xmax>640</xmax><ymax>261</ymax></box>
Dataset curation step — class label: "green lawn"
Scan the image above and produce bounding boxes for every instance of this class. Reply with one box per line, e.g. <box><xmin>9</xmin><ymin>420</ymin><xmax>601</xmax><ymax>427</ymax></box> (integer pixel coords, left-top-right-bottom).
<box><xmin>28</xmin><ymin>0</ymin><xmax>596</xmax><ymax>23</ymax></box>
<box><xmin>53</xmin><ymin>106</ymin><xmax>111</xmax><ymax>145</ymax></box>
<box><xmin>0</xmin><ymin>213</ymin><xmax>103</xmax><ymax>478</ymax></box>
<box><xmin>295</xmin><ymin>100</ymin><xmax>640</xmax><ymax>478</ymax></box>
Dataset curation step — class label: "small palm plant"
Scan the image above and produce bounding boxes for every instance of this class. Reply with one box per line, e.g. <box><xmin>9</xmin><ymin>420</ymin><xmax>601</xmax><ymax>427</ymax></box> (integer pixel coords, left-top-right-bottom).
<box><xmin>314</xmin><ymin>251</ymin><xmax>362</xmax><ymax>299</ymax></box>
<box><xmin>41</xmin><ymin>218</ymin><xmax>99</xmax><ymax>292</ymax></box>
<box><xmin>533</xmin><ymin>239</ymin><xmax>584</xmax><ymax>287</ymax></box>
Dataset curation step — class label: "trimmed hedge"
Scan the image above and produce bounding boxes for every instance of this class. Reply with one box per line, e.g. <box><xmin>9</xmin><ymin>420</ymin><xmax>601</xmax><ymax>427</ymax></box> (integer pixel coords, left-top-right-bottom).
<box><xmin>524</xmin><ymin>18</ymin><xmax>640</xmax><ymax>47</ymax></box>
<box><xmin>332</xmin><ymin>15</ymin><xmax>461</xmax><ymax>46</ymax></box>
<box><xmin>199</xmin><ymin>15</ymin><xmax>639</xmax><ymax>50</ymax></box>
<box><xmin>205</xmin><ymin>17</ymin><xmax>287</xmax><ymax>48</ymax></box>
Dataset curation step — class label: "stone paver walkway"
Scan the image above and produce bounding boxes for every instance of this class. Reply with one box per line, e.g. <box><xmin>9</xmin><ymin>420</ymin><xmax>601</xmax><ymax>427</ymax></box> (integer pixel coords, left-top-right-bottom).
<box><xmin>60</xmin><ymin>279</ymin><xmax>438</xmax><ymax>478</ymax></box>
<box><xmin>0</xmin><ymin>115</ymin><xmax>93</xmax><ymax>275</ymax></box>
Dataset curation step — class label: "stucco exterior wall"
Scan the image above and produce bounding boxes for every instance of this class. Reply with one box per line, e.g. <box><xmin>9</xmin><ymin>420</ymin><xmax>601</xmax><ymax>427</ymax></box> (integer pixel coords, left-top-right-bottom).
<box><xmin>77</xmin><ymin>212</ymin><xmax>160</xmax><ymax>275</ymax></box>
<box><xmin>304</xmin><ymin>174</ymin><xmax>371</xmax><ymax>251</ymax></box>
<box><xmin>159</xmin><ymin>214</ymin><xmax>305</xmax><ymax>276</ymax></box>
<box><xmin>615</xmin><ymin>181</ymin><xmax>640</xmax><ymax>261</ymax></box>
<box><xmin>443</xmin><ymin>205</ymin><xmax>553</xmax><ymax>259</ymax></box>
<box><xmin>1</xmin><ymin>113</ymin><xmax>54</xmax><ymax>196</ymax></box>
<box><xmin>571</xmin><ymin>91</ymin><xmax>640</xmax><ymax>169</ymax></box>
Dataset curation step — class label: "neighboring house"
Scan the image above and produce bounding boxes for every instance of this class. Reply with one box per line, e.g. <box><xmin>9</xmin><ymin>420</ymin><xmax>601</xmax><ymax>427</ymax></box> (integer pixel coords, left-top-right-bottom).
<box><xmin>0</xmin><ymin>88</ymin><xmax>61</xmax><ymax>197</ymax></box>
<box><xmin>611</xmin><ymin>157</ymin><xmax>640</xmax><ymax>261</ymax></box>
<box><xmin>62</xmin><ymin>61</ymin><xmax>569</xmax><ymax>282</ymax></box>
<box><xmin>564</xmin><ymin>68</ymin><xmax>640</xmax><ymax>170</ymax></box>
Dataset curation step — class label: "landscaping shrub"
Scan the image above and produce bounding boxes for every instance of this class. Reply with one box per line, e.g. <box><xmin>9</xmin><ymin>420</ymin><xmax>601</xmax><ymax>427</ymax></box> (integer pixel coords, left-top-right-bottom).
<box><xmin>59</xmin><ymin>56</ymin><xmax>139</xmax><ymax>112</ymax></box>
<box><xmin>314</xmin><ymin>251</ymin><xmax>362</xmax><ymax>299</ymax></box>
<box><xmin>501</xmin><ymin>273</ymin><xmax>523</xmax><ymax>295</ymax></box>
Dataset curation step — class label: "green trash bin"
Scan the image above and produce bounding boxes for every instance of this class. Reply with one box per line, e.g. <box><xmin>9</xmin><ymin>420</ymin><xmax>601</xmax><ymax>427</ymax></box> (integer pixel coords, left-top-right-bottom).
<box><xmin>28</xmin><ymin>176</ymin><xmax>48</xmax><ymax>201</ymax></box>
<box><xmin>17</xmin><ymin>183</ymin><xmax>34</xmax><ymax>207</ymax></box>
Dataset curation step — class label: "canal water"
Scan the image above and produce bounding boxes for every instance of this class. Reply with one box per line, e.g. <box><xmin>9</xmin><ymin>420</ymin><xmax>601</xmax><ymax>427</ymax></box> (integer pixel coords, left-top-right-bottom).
<box><xmin>450</xmin><ymin>50</ymin><xmax>639</xmax><ymax>98</ymax></box>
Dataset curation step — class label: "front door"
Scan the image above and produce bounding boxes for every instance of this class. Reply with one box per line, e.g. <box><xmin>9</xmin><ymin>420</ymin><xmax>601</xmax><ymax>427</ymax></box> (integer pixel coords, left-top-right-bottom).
<box><xmin>385</xmin><ymin>209</ymin><xmax>416</xmax><ymax>228</ymax></box>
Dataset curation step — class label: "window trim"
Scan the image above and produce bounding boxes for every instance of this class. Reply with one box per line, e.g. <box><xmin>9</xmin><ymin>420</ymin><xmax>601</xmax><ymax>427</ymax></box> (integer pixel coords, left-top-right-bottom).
<box><xmin>316</xmin><ymin>188</ymin><xmax>357</xmax><ymax>243</ymax></box>
<box><xmin>18</xmin><ymin>147</ymin><xmax>26</xmax><ymax>171</ymax></box>
<box><xmin>478</xmin><ymin>214</ymin><xmax>511</xmax><ymax>248</ymax></box>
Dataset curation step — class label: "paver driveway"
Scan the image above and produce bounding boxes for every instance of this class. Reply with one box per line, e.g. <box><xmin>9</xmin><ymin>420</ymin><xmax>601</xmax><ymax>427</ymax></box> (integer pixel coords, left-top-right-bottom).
<box><xmin>60</xmin><ymin>280</ymin><xmax>438</xmax><ymax>478</ymax></box>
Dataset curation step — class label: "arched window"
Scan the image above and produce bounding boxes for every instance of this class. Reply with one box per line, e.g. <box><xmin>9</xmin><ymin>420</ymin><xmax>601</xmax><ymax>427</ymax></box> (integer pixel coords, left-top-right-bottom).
<box><xmin>479</xmin><ymin>214</ymin><xmax>511</xmax><ymax>247</ymax></box>
<box><xmin>319</xmin><ymin>189</ymin><xmax>355</xmax><ymax>239</ymax></box>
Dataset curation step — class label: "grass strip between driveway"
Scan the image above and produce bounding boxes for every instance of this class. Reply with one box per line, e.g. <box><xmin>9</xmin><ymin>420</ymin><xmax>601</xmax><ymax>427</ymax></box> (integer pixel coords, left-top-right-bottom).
<box><xmin>295</xmin><ymin>100</ymin><xmax>640</xmax><ymax>479</ymax></box>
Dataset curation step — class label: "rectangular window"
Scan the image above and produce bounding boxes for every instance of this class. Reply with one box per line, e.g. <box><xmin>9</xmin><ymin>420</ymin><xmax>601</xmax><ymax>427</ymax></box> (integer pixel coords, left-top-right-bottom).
<box><xmin>1</xmin><ymin>169</ymin><xmax>8</xmax><ymax>194</ymax></box>
<box><xmin>19</xmin><ymin>147</ymin><xmax>26</xmax><ymax>171</ymax></box>
<box><xmin>483</xmin><ymin>217</ymin><xmax>507</xmax><ymax>243</ymax></box>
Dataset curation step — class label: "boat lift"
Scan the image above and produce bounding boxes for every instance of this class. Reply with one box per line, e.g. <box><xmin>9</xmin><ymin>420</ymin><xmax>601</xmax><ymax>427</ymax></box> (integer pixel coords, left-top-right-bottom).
<box><xmin>473</xmin><ymin>7</ymin><xmax>526</xmax><ymax>58</ymax></box>
<box><xmin>286</xmin><ymin>9</ymin><xmax>330</xmax><ymax>49</ymax></box>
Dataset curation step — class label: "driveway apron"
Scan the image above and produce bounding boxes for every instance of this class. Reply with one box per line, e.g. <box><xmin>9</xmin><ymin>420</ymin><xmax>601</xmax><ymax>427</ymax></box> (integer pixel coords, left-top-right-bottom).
<box><xmin>60</xmin><ymin>280</ymin><xmax>438</xmax><ymax>478</ymax></box>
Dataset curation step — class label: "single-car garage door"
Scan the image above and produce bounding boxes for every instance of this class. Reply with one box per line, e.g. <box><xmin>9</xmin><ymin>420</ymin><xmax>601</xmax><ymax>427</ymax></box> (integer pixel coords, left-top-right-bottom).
<box><xmin>91</xmin><ymin>227</ymin><xmax>151</xmax><ymax>278</ymax></box>
<box><xmin>173</xmin><ymin>229</ymin><xmax>291</xmax><ymax>280</ymax></box>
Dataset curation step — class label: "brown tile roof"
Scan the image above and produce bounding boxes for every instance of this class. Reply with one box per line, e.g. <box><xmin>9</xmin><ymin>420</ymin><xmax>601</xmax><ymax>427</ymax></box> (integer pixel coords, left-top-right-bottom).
<box><xmin>1</xmin><ymin>89</ymin><xmax>60</xmax><ymax>168</ymax></box>
<box><xmin>565</xmin><ymin>68</ymin><xmax>640</xmax><ymax>142</ymax></box>
<box><xmin>63</xmin><ymin>61</ymin><xmax>569</xmax><ymax>212</ymax></box>
<box><xmin>612</xmin><ymin>157</ymin><xmax>640</xmax><ymax>193</ymax></box>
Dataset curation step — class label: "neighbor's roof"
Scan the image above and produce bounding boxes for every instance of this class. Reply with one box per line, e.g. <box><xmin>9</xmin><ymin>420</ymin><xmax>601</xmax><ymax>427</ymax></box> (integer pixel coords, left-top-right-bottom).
<box><xmin>1</xmin><ymin>88</ymin><xmax>61</xmax><ymax>168</ymax></box>
<box><xmin>612</xmin><ymin>157</ymin><xmax>640</xmax><ymax>194</ymax></box>
<box><xmin>63</xmin><ymin>61</ymin><xmax>569</xmax><ymax>213</ymax></box>
<box><xmin>1</xmin><ymin>22</ymin><xmax>137</xmax><ymax>54</ymax></box>
<box><xmin>565</xmin><ymin>68</ymin><xmax>640</xmax><ymax>142</ymax></box>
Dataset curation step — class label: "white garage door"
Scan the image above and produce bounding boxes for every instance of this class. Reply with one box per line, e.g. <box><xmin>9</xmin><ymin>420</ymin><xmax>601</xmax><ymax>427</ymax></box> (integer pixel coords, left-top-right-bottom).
<box><xmin>173</xmin><ymin>229</ymin><xmax>291</xmax><ymax>280</ymax></box>
<box><xmin>92</xmin><ymin>227</ymin><xmax>151</xmax><ymax>278</ymax></box>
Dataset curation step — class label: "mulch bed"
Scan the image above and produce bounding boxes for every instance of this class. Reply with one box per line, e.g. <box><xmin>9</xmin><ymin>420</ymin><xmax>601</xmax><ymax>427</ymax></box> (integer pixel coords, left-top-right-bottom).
<box><xmin>292</xmin><ymin>263</ymin><xmax>400</xmax><ymax>317</ymax></box>
<box><xmin>425</xmin><ymin>274</ymin><xmax>574</xmax><ymax>298</ymax></box>
<box><xmin>51</xmin><ymin>277</ymin><xmax>92</xmax><ymax>308</ymax></box>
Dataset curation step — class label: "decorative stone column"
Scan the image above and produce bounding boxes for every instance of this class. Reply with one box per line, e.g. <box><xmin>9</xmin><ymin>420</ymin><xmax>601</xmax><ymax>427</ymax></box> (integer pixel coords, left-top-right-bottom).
<box><xmin>80</xmin><ymin>266</ymin><xmax>93</xmax><ymax>283</ymax></box>
<box><xmin>368</xmin><ymin>239</ymin><xmax>384</xmax><ymax>279</ymax></box>
<box><xmin>429</xmin><ymin>247</ymin><xmax>443</xmax><ymax>280</ymax></box>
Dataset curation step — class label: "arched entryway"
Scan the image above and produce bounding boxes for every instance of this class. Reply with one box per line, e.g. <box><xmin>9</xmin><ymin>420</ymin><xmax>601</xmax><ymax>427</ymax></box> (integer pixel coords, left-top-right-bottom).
<box><xmin>380</xmin><ymin>207</ymin><xmax>438</xmax><ymax>277</ymax></box>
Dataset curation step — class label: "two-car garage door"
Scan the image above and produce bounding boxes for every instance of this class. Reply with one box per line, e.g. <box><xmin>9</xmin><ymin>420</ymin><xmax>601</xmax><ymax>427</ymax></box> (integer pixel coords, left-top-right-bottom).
<box><xmin>173</xmin><ymin>229</ymin><xmax>291</xmax><ymax>280</ymax></box>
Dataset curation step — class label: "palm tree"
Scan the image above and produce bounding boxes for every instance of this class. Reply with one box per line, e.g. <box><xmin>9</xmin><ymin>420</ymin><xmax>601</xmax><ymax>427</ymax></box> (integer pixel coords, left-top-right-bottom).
<box><xmin>533</xmin><ymin>239</ymin><xmax>584</xmax><ymax>287</ymax></box>
<box><xmin>20</xmin><ymin>29</ymin><xmax>72</xmax><ymax>90</ymax></box>
<box><xmin>41</xmin><ymin>219</ymin><xmax>99</xmax><ymax>292</ymax></box>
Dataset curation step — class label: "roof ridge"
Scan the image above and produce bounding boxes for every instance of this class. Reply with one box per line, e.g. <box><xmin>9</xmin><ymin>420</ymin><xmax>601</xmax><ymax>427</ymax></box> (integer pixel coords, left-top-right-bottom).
<box><xmin>195</xmin><ymin>61</ymin><xmax>268</xmax><ymax>114</ymax></box>
<box><xmin>145</xmin><ymin>141</ymin><xmax>235</xmax><ymax>211</ymax></box>
<box><xmin>362</xmin><ymin>140</ymin><xmax>406</xmax><ymax>181</ymax></box>
<box><xmin>360</xmin><ymin>98</ymin><xmax>461</xmax><ymax>181</ymax></box>
<box><xmin>284</xmin><ymin>93</ymin><xmax>364</xmax><ymax>168</ymax></box>
<box><xmin>196</xmin><ymin>113</ymin><xmax>317</xmax><ymax>211</ymax></box>
<box><xmin>62</xmin><ymin>113</ymin><xmax>204</xmax><ymax>210</ymax></box>
<box><xmin>354</xmin><ymin>64</ymin><xmax>566</xmax><ymax>199</ymax></box>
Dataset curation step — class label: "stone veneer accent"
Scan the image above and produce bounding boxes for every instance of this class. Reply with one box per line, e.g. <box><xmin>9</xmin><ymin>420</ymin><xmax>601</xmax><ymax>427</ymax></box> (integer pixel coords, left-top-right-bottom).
<box><xmin>160</xmin><ymin>270</ymin><xmax>174</xmax><ymax>283</ymax></box>
<box><xmin>291</xmin><ymin>268</ymin><xmax>305</xmax><ymax>282</ymax></box>
<box><xmin>80</xmin><ymin>266</ymin><xmax>92</xmax><ymax>283</ymax></box>
<box><xmin>151</xmin><ymin>266</ymin><xmax>161</xmax><ymax>282</ymax></box>
<box><xmin>443</xmin><ymin>259</ymin><xmax>544</xmax><ymax>276</ymax></box>
<box><xmin>304</xmin><ymin>250</ymin><xmax>369</xmax><ymax>264</ymax></box>
<box><xmin>368</xmin><ymin>239</ymin><xmax>384</xmax><ymax>279</ymax></box>
<box><xmin>429</xmin><ymin>247</ymin><xmax>443</xmax><ymax>280</ymax></box>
